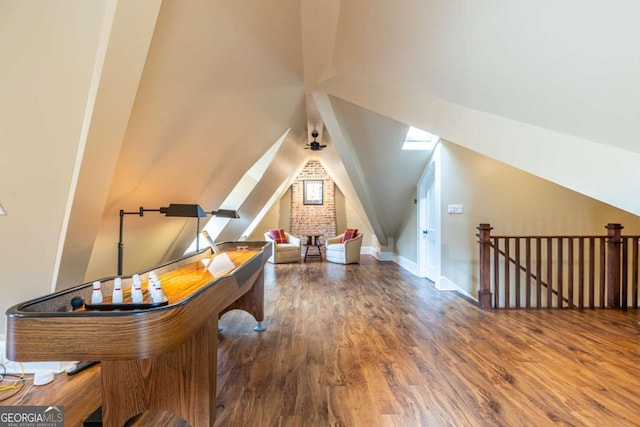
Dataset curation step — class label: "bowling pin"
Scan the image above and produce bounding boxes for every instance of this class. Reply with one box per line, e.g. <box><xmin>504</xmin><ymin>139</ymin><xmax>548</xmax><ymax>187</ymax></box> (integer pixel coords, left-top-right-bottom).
<box><xmin>91</xmin><ymin>281</ymin><xmax>103</xmax><ymax>304</ymax></box>
<box><xmin>151</xmin><ymin>278</ymin><xmax>164</xmax><ymax>303</ymax></box>
<box><xmin>131</xmin><ymin>278</ymin><xmax>143</xmax><ymax>303</ymax></box>
<box><xmin>112</xmin><ymin>277</ymin><xmax>123</xmax><ymax>303</ymax></box>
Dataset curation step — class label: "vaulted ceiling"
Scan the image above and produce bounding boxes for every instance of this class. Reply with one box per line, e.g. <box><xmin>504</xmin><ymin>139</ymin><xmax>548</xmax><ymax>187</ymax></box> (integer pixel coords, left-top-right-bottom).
<box><xmin>48</xmin><ymin>0</ymin><xmax>640</xmax><ymax>283</ymax></box>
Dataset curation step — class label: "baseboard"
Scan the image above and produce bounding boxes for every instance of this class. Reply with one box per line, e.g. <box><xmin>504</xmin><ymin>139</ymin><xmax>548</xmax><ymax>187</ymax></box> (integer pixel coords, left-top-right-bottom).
<box><xmin>364</xmin><ymin>246</ymin><xmax>394</xmax><ymax>261</ymax></box>
<box><xmin>376</xmin><ymin>250</ymin><xmax>394</xmax><ymax>261</ymax></box>
<box><xmin>394</xmin><ymin>255</ymin><xmax>418</xmax><ymax>276</ymax></box>
<box><xmin>361</xmin><ymin>246</ymin><xmax>376</xmax><ymax>256</ymax></box>
<box><xmin>438</xmin><ymin>275</ymin><xmax>478</xmax><ymax>302</ymax></box>
<box><xmin>437</xmin><ymin>276</ymin><xmax>457</xmax><ymax>291</ymax></box>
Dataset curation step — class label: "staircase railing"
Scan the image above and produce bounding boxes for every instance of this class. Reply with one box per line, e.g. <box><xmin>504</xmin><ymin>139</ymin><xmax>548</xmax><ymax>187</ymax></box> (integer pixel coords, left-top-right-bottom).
<box><xmin>477</xmin><ymin>223</ymin><xmax>640</xmax><ymax>310</ymax></box>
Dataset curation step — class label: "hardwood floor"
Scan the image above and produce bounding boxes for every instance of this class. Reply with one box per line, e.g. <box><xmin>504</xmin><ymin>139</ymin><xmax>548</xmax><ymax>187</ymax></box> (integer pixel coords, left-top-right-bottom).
<box><xmin>215</xmin><ymin>255</ymin><xmax>640</xmax><ymax>427</ymax></box>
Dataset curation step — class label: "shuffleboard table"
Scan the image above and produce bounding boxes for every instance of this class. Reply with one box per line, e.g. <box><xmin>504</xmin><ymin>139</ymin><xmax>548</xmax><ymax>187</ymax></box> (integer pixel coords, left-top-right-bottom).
<box><xmin>5</xmin><ymin>241</ymin><xmax>272</xmax><ymax>426</ymax></box>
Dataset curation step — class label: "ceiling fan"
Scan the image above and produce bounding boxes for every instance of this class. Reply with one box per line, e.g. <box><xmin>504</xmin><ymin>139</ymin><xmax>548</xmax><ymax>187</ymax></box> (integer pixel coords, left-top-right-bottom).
<box><xmin>305</xmin><ymin>130</ymin><xmax>326</xmax><ymax>151</ymax></box>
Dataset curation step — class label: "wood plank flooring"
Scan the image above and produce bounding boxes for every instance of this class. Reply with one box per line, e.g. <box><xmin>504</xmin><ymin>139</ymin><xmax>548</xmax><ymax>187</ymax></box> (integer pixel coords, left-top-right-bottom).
<box><xmin>215</xmin><ymin>255</ymin><xmax>640</xmax><ymax>427</ymax></box>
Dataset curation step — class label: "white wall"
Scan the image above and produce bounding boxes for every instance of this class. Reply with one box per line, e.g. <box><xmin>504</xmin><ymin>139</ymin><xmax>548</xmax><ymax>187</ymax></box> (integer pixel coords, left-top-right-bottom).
<box><xmin>334</xmin><ymin>186</ymin><xmax>347</xmax><ymax>234</ymax></box>
<box><xmin>439</xmin><ymin>141</ymin><xmax>640</xmax><ymax>298</ymax></box>
<box><xmin>344</xmin><ymin>198</ymin><xmax>375</xmax><ymax>248</ymax></box>
<box><xmin>248</xmin><ymin>196</ymin><xmax>282</xmax><ymax>241</ymax></box>
<box><xmin>395</xmin><ymin>192</ymin><xmax>418</xmax><ymax>263</ymax></box>
<box><xmin>0</xmin><ymin>1</ymin><xmax>111</xmax><ymax>334</ymax></box>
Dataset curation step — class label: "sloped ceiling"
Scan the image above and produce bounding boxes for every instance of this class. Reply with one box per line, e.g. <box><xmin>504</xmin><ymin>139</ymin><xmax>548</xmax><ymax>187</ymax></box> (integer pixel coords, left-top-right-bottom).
<box><xmin>320</xmin><ymin>0</ymin><xmax>640</xmax><ymax>215</ymax></box>
<box><xmin>83</xmin><ymin>0</ymin><xmax>310</xmax><ymax>279</ymax></box>
<box><xmin>324</xmin><ymin>96</ymin><xmax>431</xmax><ymax>243</ymax></box>
<box><xmin>62</xmin><ymin>0</ymin><xmax>640</xmax><ymax>283</ymax></box>
<box><xmin>330</xmin><ymin>0</ymin><xmax>640</xmax><ymax>151</ymax></box>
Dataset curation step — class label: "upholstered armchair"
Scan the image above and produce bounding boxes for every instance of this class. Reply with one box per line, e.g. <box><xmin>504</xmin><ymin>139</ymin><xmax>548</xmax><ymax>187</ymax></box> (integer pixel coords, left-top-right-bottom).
<box><xmin>264</xmin><ymin>229</ymin><xmax>301</xmax><ymax>264</ymax></box>
<box><xmin>325</xmin><ymin>230</ymin><xmax>363</xmax><ymax>264</ymax></box>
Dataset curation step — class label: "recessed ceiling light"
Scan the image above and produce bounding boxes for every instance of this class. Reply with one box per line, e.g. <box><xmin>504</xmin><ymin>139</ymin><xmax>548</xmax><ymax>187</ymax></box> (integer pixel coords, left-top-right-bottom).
<box><xmin>0</xmin><ymin>203</ymin><xmax>6</xmax><ymax>215</ymax></box>
<box><xmin>402</xmin><ymin>126</ymin><xmax>439</xmax><ymax>151</ymax></box>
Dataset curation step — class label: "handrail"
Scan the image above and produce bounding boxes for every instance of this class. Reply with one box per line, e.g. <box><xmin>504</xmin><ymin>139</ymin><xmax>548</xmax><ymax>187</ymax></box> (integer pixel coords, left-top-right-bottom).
<box><xmin>489</xmin><ymin>241</ymin><xmax>571</xmax><ymax>306</ymax></box>
<box><xmin>477</xmin><ymin>223</ymin><xmax>640</xmax><ymax>310</ymax></box>
<box><xmin>490</xmin><ymin>234</ymin><xmax>605</xmax><ymax>239</ymax></box>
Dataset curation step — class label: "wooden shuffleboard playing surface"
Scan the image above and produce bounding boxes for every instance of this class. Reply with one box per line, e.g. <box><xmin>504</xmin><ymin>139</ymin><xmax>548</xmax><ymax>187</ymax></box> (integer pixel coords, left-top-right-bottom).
<box><xmin>82</xmin><ymin>248</ymin><xmax>262</xmax><ymax>309</ymax></box>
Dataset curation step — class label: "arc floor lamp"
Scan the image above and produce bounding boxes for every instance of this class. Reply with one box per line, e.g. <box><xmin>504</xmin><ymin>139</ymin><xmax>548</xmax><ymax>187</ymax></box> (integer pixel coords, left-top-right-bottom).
<box><xmin>117</xmin><ymin>203</ymin><xmax>239</xmax><ymax>276</ymax></box>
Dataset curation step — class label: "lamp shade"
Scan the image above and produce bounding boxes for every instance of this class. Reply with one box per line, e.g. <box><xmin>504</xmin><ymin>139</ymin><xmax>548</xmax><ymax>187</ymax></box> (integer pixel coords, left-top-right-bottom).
<box><xmin>211</xmin><ymin>209</ymin><xmax>240</xmax><ymax>218</ymax></box>
<box><xmin>160</xmin><ymin>204</ymin><xmax>207</xmax><ymax>217</ymax></box>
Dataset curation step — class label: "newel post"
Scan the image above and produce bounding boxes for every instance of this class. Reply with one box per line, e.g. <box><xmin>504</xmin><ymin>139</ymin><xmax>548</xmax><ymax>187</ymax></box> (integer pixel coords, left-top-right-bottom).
<box><xmin>477</xmin><ymin>223</ymin><xmax>493</xmax><ymax>310</ymax></box>
<box><xmin>606</xmin><ymin>223</ymin><xmax>623</xmax><ymax>308</ymax></box>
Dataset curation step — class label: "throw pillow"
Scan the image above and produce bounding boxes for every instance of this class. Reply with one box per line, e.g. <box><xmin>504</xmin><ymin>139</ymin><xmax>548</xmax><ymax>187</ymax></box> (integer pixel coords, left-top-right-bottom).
<box><xmin>342</xmin><ymin>228</ymin><xmax>358</xmax><ymax>242</ymax></box>
<box><xmin>269</xmin><ymin>228</ymin><xmax>288</xmax><ymax>244</ymax></box>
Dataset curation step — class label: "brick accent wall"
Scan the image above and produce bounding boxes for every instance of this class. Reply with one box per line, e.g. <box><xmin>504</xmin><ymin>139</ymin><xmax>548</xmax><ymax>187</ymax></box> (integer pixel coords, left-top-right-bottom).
<box><xmin>290</xmin><ymin>161</ymin><xmax>337</xmax><ymax>246</ymax></box>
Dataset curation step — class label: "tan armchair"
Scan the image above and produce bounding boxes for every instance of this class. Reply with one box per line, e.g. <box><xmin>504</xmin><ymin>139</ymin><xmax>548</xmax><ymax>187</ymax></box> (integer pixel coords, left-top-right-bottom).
<box><xmin>264</xmin><ymin>231</ymin><xmax>301</xmax><ymax>264</ymax></box>
<box><xmin>325</xmin><ymin>232</ymin><xmax>363</xmax><ymax>264</ymax></box>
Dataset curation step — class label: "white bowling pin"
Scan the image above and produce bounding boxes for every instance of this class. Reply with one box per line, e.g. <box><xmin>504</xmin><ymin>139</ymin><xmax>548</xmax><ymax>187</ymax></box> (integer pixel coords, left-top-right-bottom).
<box><xmin>91</xmin><ymin>281</ymin><xmax>103</xmax><ymax>304</ymax></box>
<box><xmin>131</xmin><ymin>278</ymin><xmax>143</xmax><ymax>303</ymax></box>
<box><xmin>112</xmin><ymin>277</ymin><xmax>123</xmax><ymax>303</ymax></box>
<box><xmin>151</xmin><ymin>278</ymin><xmax>164</xmax><ymax>303</ymax></box>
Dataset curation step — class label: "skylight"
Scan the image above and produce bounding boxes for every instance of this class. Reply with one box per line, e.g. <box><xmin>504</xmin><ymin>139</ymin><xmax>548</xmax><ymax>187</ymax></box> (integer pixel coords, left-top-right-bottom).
<box><xmin>402</xmin><ymin>126</ymin><xmax>439</xmax><ymax>150</ymax></box>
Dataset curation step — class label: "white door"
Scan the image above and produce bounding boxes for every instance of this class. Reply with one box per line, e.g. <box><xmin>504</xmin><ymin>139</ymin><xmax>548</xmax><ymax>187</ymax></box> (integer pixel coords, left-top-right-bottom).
<box><xmin>417</xmin><ymin>149</ymin><xmax>440</xmax><ymax>284</ymax></box>
<box><xmin>422</xmin><ymin>172</ymin><xmax>438</xmax><ymax>280</ymax></box>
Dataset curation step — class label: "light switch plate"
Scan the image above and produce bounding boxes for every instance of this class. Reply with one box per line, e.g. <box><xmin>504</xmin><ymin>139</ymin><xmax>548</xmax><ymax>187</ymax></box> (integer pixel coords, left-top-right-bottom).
<box><xmin>447</xmin><ymin>204</ymin><xmax>463</xmax><ymax>214</ymax></box>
